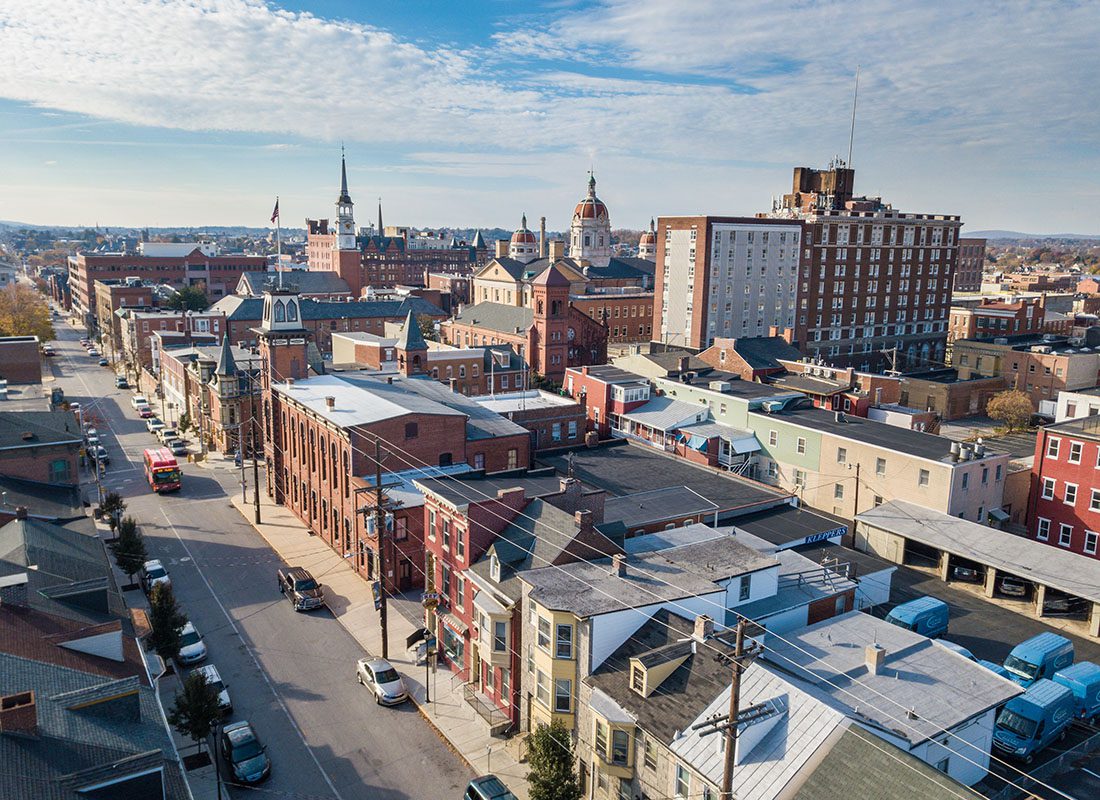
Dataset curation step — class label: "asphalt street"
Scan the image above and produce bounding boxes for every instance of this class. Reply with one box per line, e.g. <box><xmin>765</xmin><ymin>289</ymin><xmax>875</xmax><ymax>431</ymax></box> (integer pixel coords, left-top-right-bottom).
<box><xmin>52</xmin><ymin>323</ymin><xmax>473</xmax><ymax>800</ymax></box>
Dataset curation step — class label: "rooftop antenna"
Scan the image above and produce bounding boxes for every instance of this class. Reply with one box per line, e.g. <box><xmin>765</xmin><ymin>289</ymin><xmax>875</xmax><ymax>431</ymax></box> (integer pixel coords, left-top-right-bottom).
<box><xmin>847</xmin><ymin>64</ymin><xmax>860</xmax><ymax>168</ymax></box>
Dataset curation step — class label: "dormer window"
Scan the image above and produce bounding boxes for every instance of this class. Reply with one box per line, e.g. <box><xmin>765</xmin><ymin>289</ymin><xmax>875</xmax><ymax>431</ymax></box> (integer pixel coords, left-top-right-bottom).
<box><xmin>631</xmin><ymin>664</ymin><xmax>645</xmax><ymax>695</ymax></box>
<box><xmin>490</xmin><ymin>553</ymin><xmax>500</xmax><ymax>583</ymax></box>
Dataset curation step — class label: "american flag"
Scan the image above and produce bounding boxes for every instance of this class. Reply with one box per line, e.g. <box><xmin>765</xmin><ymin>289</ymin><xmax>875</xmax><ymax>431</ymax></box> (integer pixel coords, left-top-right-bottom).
<box><xmin>270</xmin><ymin>198</ymin><xmax>279</xmax><ymax>224</ymax></box>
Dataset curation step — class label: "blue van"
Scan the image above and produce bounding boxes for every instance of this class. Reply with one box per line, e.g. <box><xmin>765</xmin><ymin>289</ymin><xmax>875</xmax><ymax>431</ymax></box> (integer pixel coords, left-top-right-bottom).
<box><xmin>1003</xmin><ymin>632</ymin><xmax>1074</xmax><ymax>687</ymax></box>
<box><xmin>885</xmin><ymin>596</ymin><xmax>949</xmax><ymax>638</ymax></box>
<box><xmin>978</xmin><ymin>659</ymin><xmax>1013</xmax><ymax>680</ymax></box>
<box><xmin>1053</xmin><ymin>661</ymin><xmax>1100</xmax><ymax>721</ymax></box>
<box><xmin>993</xmin><ymin>679</ymin><xmax>1076</xmax><ymax>763</ymax></box>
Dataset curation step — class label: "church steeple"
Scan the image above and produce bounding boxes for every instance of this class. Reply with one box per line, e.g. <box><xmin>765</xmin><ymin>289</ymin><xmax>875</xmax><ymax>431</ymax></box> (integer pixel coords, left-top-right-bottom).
<box><xmin>335</xmin><ymin>147</ymin><xmax>356</xmax><ymax>250</ymax></box>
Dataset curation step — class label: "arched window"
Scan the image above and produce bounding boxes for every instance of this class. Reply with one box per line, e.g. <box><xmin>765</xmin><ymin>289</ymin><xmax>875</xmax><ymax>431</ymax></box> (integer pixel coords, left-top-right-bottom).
<box><xmin>286</xmin><ymin>300</ymin><xmax>298</xmax><ymax>322</ymax></box>
<box><xmin>273</xmin><ymin>300</ymin><xmax>286</xmax><ymax>323</ymax></box>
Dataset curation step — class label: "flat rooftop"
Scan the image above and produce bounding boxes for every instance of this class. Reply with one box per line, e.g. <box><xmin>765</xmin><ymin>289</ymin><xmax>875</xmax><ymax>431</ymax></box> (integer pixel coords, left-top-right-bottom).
<box><xmin>857</xmin><ymin>500</ymin><xmax>1100</xmax><ymax>604</ymax></box>
<box><xmin>569</xmin><ymin>364</ymin><xmax>650</xmax><ymax>385</ymax></box>
<box><xmin>752</xmin><ymin>404</ymin><xmax>1003</xmax><ymax>463</ymax></box>
<box><xmin>413</xmin><ymin>468</ymin><xmax>592</xmax><ymax>511</ymax></box>
<box><xmin>728</xmin><ymin>505</ymin><xmax>848</xmax><ymax>551</ymax></box>
<box><xmin>764</xmin><ymin>611</ymin><xmax>1021</xmax><ymax>746</ymax></box>
<box><xmin>604</xmin><ymin>486</ymin><xmax>718</xmax><ymax>530</ymax></box>
<box><xmin>1041</xmin><ymin>414</ymin><xmax>1100</xmax><ymax>443</ymax></box>
<box><xmin>472</xmin><ymin>390</ymin><xmax>579</xmax><ymax>413</ymax></box>
<box><xmin>538</xmin><ymin>442</ymin><xmax>790</xmax><ymax>513</ymax></box>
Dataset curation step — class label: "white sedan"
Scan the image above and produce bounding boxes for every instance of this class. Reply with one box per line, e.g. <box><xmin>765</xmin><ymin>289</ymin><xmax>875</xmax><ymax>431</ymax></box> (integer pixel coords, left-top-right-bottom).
<box><xmin>356</xmin><ymin>658</ymin><xmax>408</xmax><ymax>706</ymax></box>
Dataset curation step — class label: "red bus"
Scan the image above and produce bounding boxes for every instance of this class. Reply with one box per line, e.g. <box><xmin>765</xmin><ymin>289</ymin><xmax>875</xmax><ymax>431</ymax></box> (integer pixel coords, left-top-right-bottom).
<box><xmin>143</xmin><ymin>447</ymin><xmax>181</xmax><ymax>493</ymax></box>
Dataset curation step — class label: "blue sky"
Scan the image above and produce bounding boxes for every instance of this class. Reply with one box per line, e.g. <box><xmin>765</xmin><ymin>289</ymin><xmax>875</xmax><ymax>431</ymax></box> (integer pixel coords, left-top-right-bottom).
<box><xmin>0</xmin><ymin>0</ymin><xmax>1097</xmax><ymax>234</ymax></box>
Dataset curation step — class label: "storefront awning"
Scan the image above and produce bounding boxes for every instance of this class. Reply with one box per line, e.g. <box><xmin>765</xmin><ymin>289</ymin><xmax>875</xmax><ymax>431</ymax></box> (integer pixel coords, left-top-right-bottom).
<box><xmin>438</xmin><ymin>610</ymin><xmax>469</xmax><ymax>636</ymax></box>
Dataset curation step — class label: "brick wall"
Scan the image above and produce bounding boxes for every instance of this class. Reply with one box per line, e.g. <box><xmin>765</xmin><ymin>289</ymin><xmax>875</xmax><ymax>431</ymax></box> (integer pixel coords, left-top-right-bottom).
<box><xmin>0</xmin><ymin>339</ymin><xmax>42</xmax><ymax>384</ymax></box>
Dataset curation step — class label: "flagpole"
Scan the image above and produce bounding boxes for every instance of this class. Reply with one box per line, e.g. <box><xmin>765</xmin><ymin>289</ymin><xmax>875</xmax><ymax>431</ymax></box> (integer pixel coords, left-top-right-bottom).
<box><xmin>276</xmin><ymin>195</ymin><xmax>282</xmax><ymax>290</ymax></box>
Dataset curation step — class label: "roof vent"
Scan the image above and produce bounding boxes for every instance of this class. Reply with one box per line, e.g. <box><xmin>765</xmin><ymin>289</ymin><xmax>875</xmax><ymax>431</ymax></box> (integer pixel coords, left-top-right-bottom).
<box><xmin>325</xmin><ymin>396</ymin><xmax>335</xmax><ymax>410</ymax></box>
<box><xmin>20</xmin><ymin>432</ymin><xmax>34</xmax><ymax>441</ymax></box>
<box><xmin>834</xmin><ymin>411</ymin><xmax>845</xmax><ymax>423</ymax></box>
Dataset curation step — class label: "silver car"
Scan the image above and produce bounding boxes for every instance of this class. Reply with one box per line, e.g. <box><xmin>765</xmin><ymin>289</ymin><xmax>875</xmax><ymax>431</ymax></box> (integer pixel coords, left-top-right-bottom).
<box><xmin>177</xmin><ymin>621</ymin><xmax>208</xmax><ymax>665</ymax></box>
<box><xmin>194</xmin><ymin>663</ymin><xmax>232</xmax><ymax>714</ymax></box>
<box><xmin>356</xmin><ymin>658</ymin><xmax>408</xmax><ymax>706</ymax></box>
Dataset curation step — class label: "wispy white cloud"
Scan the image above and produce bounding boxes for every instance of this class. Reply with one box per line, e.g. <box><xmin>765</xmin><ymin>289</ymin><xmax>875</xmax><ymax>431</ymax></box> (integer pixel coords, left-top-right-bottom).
<box><xmin>0</xmin><ymin>1</ymin><xmax>1096</xmax><ymax>231</ymax></box>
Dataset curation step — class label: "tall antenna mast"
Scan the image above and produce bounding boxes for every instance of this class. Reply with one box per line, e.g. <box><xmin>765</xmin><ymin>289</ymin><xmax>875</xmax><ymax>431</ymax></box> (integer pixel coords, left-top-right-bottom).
<box><xmin>847</xmin><ymin>64</ymin><xmax>860</xmax><ymax>167</ymax></box>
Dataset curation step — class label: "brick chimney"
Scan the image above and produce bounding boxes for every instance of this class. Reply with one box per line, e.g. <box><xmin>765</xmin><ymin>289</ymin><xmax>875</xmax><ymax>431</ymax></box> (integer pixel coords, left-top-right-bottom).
<box><xmin>611</xmin><ymin>552</ymin><xmax>626</xmax><ymax>577</ymax></box>
<box><xmin>693</xmin><ymin>615</ymin><xmax>714</xmax><ymax>641</ymax></box>
<box><xmin>495</xmin><ymin>240</ymin><xmax>509</xmax><ymax>258</ymax></box>
<box><xmin>677</xmin><ymin>356</ymin><xmax>690</xmax><ymax>374</ymax></box>
<box><xmin>865</xmin><ymin>643</ymin><xmax>886</xmax><ymax>676</ymax></box>
<box><xmin>0</xmin><ymin>691</ymin><xmax>37</xmax><ymax>737</ymax></box>
<box><xmin>325</xmin><ymin>396</ymin><xmax>335</xmax><ymax>410</ymax></box>
<box><xmin>574</xmin><ymin>509</ymin><xmax>593</xmax><ymax>532</ymax></box>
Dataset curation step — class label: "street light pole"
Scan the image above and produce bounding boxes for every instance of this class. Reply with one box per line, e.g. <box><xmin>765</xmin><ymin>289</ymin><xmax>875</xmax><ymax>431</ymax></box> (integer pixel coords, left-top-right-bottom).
<box><xmin>373</xmin><ymin>437</ymin><xmax>389</xmax><ymax>659</ymax></box>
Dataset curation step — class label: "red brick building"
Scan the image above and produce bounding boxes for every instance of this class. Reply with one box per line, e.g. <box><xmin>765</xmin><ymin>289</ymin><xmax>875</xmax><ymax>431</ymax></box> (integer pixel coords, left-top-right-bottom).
<box><xmin>68</xmin><ymin>244</ymin><xmax>264</xmax><ymax>329</ymax></box>
<box><xmin>442</xmin><ymin>262</ymin><xmax>608</xmax><ymax>383</ymax></box>
<box><xmin>765</xmin><ymin>164</ymin><xmax>961</xmax><ymax>371</ymax></box>
<box><xmin>472</xmin><ymin>391</ymin><xmax>587</xmax><ymax>451</ymax></box>
<box><xmin>0</xmin><ymin>411</ymin><xmax>82</xmax><ymax>487</ymax></box>
<box><xmin>415</xmin><ymin>473</ymin><xmax>612</xmax><ymax>728</ymax></box>
<box><xmin>0</xmin><ymin>337</ymin><xmax>43</xmax><ymax>385</ymax></box>
<box><xmin>258</xmin><ymin>289</ymin><xmax>533</xmax><ymax>592</ymax></box>
<box><xmin>1027</xmin><ymin>417</ymin><xmax>1100</xmax><ymax>560</ymax></box>
<box><xmin>954</xmin><ymin>238</ymin><xmax>987</xmax><ymax>292</ymax></box>
<box><xmin>564</xmin><ymin>365</ymin><xmax>653</xmax><ymax>437</ymax></box>
<box><xmin>948</xmin><ymin>298</ymin><xmax>1047</xmax><ymax>343</ymax></box>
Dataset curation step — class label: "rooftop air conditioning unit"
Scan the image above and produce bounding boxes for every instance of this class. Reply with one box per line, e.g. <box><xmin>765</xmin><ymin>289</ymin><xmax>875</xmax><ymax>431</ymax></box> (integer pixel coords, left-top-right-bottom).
<box><xmin>993</xmin><ymin>338</ymin><xmax>1009</xmax><ymax>345</ymax></box>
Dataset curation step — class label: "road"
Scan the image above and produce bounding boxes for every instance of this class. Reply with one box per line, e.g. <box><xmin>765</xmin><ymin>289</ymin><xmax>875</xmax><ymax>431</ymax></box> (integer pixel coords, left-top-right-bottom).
<box><xmin>52</xmin><ymin>323</ymin><xmax>473</xmax><ymax>800</ymax></box>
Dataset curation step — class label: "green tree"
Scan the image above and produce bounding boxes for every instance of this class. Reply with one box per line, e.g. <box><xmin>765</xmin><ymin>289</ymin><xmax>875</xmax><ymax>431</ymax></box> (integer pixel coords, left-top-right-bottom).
<box><xmin>0</xmin><ymin>283</ymin><xmax>54</xmax><ymax>342</ymax></box>
<box><xmin>98</xmin><ymin>491</ymin><xmax>126</xmax><ymax>534</ymax></box>
<box><xmin>417</xmin><ymin>314</ymin><xmax>437</xmax><ymax>342</ymax></box>
<box><xmin>177</xmin><ymin>412</ymin><xmax>192</xmax><ymax>434</ymax></box>
<box><xmin>527</xmin><ymin>719</ymin><xmax>582</xmax><ymax>800</ymax></box>
<box><xmin>110</xmin><ymin>517</ymin><xmax>147</xmax><ymax>586</ymax></box>
<box><xmin>147</xmin><ymin>584</ymin><xmax>187</xmax><ymax>664</ymax></box>
<box><xmin>987</xmin><ymin>389</ymin><xmax>1033</xmax><ymax>432</ymax></box>
<box><xmin>168</xmin><ymin>671</ymin><xmax>222</xmax><ymax>754</ymax></box>
<box><xmin>166</xmin><ymin>285</ymin><xmax>210</xmax><ymax>312</ymax></box>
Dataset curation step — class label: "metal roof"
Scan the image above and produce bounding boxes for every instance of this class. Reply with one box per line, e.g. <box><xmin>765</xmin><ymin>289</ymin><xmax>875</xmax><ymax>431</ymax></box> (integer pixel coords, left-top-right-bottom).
<box><xmin>857</xmin><ymin>499</ymin><xmax>1100</xmax><ymax>603</ymax></box>
<box><xmin>619</xmin><ymin>396</ymin><xmax>707</xmax><ymax>431</ymax></box>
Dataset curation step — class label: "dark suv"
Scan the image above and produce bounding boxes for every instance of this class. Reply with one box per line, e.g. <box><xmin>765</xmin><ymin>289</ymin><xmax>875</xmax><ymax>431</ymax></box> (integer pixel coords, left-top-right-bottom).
<box><xmin>277</xmin><ymin>566</ymin><xmax>324</xmax><ymax>611</ymax></box>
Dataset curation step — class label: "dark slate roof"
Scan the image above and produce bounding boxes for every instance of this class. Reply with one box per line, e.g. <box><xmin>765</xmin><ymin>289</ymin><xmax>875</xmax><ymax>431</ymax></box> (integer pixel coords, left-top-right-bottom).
<box><xmin>358</xmin><ymin>234</ymin><xmax>407</xmax><ymax>252</ymax></box>
<box><xmin>730</xmin><ymin>505</ymin><xmax>849</xmax><ymax>549</ymax></box>
<box><xmin>414</xmin><ymin>468</ymin><xmax>576</xmax><ymax>510</ymax></box>
<box><xmin>603</xmin><ymin>486</ymin><xmax>718</xmax><ymax>529</ymax></box>
<box><xmin>0</xmin><ymin>654</ymin><xmax>189</xmax><ymax>800</ymax></box>
<box><xmin>213</xmin><ymin>334</ymin><xmax>236</xmax><ymax>376</ymax></box>
<box><xmin>0</xmin><ymin>475</ymin><xmax>83</xmax><ymax>522</ymax></box>
<box><xmin>538</xmin><ymin>443</ymin><xmax>789</xmax><ymax>515</ymax></box>
<box><xmin>470</xmin><ymin>499</ymin><xmax>621</xmax><ymax>601</ymax></box>
<box><xmin>587</xmin><ymin>609</ymin><xmax>737</xmax><ymax>743</ymax></box>
<box><xmin>451</xmin><ymin>302</ymin><xmax>534</xmax><ymax>335</ymax></box>
<box><xmin>0</xmin><ymin>411</ymin><xmax>82</xmax><ymax>450</ymax></box>
<box><xmin>585</xmin><ymin>256</ymin><xmax>655</xmax><ymax>281</ymax></box>
<box><xmin>567</xmin><ymin>364</ymin><xmax>648</xmax><ymax>385</ymax></box>
<box><xmin>210</xmin><ymin>295</ymin><xmax>446</xmax><ymax>323</ymax></box>
<box><xmin>727</xmin><ymin>336</ymin><xmax>804</xmax><ymax>371</ymax></box>
<box><xmin>394</xmin><ymin>311</ymin><xmax>427</xmax><ymax>352</ymax></box>
<box><xmin>237</xmin><ymin>270</ymin><xmax>350</xmax><ymax>296</ymax></box>
<box><xmin>0</xmin><ymin>518</ymin><xmax>126</xmax><ymax>625</ymax></box>
<box><xmin>792</xmin><ymin>725</ymin><xmax>983</xmax><ymax>800</ymax></box>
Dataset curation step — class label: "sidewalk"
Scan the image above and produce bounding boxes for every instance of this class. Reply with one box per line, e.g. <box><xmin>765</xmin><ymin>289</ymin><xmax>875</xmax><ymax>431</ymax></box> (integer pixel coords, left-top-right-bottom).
<box><xmin>220</xmin><ymin>480</ymin><xmax>530</xmax><ymax>799</ymax></box>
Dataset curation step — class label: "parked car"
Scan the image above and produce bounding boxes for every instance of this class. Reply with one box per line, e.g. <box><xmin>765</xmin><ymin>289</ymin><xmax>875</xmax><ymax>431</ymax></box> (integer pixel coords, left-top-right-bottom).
<box><xmin>177</xmin><ymin>621</ymin><xmax>208</xmax><ymax>665</ymax></box>
<box><xmin>87</xmin><ymin>349</ymin><xmax>100</xmax><ymax>358</ymax></box>
<box><xmin>146</xmin><ymin>417</ymin><xmax>165</xmax><ymax>434</ymax></box>
<box><xmin>885</xmin><ymin>596</ymin><xmax>949</xmax><ymax>638</ymax></box>
<box><xmin>69</xmin><ymin>402</ymin><xmax>81</xmax><ymax>413</ymax></box>
<box><xmin>97</xmin><ymin>357</ymin><xmax>109</xmax><ymax>366</ymax></box>
<box><xmin>277</xmin><ymin>566</ymin><xmax>324</xmax><ymax>611</ymax></box>
<box><xmin>1003</xmin><ymin>632</ymin><xmax>1075</xmax><ymax>687</ymax></box>
<box><xmin>465</xmin><ymin>775</ymin><xmax>519</xmax><ymax>800</ymax></box>
<box><xmin>998</xmin><ymin>577</ymin><xmax>1029</xmax><ymax>597</ymax></box>
<box><xmin>130</xmin><ymin>395</ymin><xmax>149</xmax><ymax>410</ymax></box>
<box><xmin>356</xmin><ymin>658</ymin><xmax>408</xmax><ymax>706</ymax></box>
<box><xmin>167</xmin><ymin>439</ymin><xmax>189</xmax><ymax>457</ymax></box>
<box><xmin>220</xmin><ymin>720</ymin><xmax>271</xmax><ymax>784</ymax></box>
<box><xmin>41</xmin><ymin>345</ymin><xmax>55</xmax><ymax>356</ymax></box>
<box><xmin>1043</xmin><ymin>595</ymin><xmax>1089</xmax><ymax>617</ymax></box>
<box><xmin>158</xmin><ymin>428</ymin><xmax>179</xmax><ymax>444</ymax></box>
<box><xmin>141</xmin><ymin>559</ymin><xmax>171</xmax><ymax>593</ymax></box>
<box><xmin>138</xmin><ymin>406</ymin><xmax>154</xmax><ymax>419</ymax></box>
<box><xmin>91</xmin><ymin>445</ymin><xmax>109</xmax><ymax>465</ymax></box>
<box><xmin>85</xmin><ymin>435</ymin><xmax>100</xmax><ymax>449</ymax></box>
<box><xmin>950</xmin><ymin>565</ymin><xmax>981</xmax><ymax>583</ymax></box>
<box><xmin>993</xmin><ymin>679</ymin><xmax>1076</xmax><ymax>763</ymax></box>
<box><xmin>194</xmin><ymin>664</ymin><xmax>232</xmax><ymax>715</ymax></box>
<box><xmin>115</xmin><ymin>376</ymin><xmax>129</xmax><ymax>389</ymax></box>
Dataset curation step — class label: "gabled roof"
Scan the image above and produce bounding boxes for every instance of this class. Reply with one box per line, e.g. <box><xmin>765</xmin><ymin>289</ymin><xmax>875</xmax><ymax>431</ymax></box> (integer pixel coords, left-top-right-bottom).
<box><xmin>236</xmin><ymin>270</ymin><xmax>350</xmax><ymax>296</ymax></box>
<box><xmin>0</xmin><ymin>412</ymin><xmax>82</xmax><ymax>451</ymax></box>
<box><xmin>531</xmin><ymin>261</ymin><xmax>572</xmax><ymax>287</ymax></box>
<box><xmin>585</xmin><ymin>256</ymin><xmax>656</xmax><ymax>281</ymax></box>
<box><xmin>451</xmin><ymin>302</ymin><xmax>534</xmax><ymax>335</ymax></box>
<box><xmin>724</xmin><ymin>336</ymin><xmax>804</xmax><ymax>371</ymax></box>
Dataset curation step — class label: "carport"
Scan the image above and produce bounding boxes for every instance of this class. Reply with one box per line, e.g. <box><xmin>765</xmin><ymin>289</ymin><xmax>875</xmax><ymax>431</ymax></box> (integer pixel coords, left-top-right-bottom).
<box><xmin>854</xmin><ymin>500</ymin><xmax>1100</xmax><ymax>638</ymax></box>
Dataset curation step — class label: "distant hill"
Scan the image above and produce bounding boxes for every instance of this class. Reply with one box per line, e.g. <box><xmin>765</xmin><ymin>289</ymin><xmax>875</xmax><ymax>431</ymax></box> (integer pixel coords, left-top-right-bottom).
<box><xmin>967</xmin><ymin>230</ymin><xmax>1100</xmax><ymax>241</ymax></box>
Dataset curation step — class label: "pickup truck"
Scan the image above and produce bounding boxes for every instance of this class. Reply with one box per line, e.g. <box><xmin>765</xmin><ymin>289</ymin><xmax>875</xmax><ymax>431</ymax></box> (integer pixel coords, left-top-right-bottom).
<box><xmin>277</xmin><ymin>566</ymin><xmax>325</xmax><ymax>612</ymax></box>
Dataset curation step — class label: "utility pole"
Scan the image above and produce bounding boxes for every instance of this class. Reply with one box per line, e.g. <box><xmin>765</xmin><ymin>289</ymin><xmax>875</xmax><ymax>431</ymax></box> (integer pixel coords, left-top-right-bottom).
<box><xmin>373</xmin><ymin>437</ymin><xmax>390</xmax><ymax>659</ymax></box>
<box><xmin>850</xmin><ymin>461</ymin><xmax>861</xmax><ymax>520</ymax></box>
<box><xmin>691</xmin><ymin>619</ymin><xmax>763</xmax><ymax>800</ymax></box>
<box><xmin>250</xmin><ymin>370</ymin><xmax>261</xmax><ymax>524</ymax></box>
